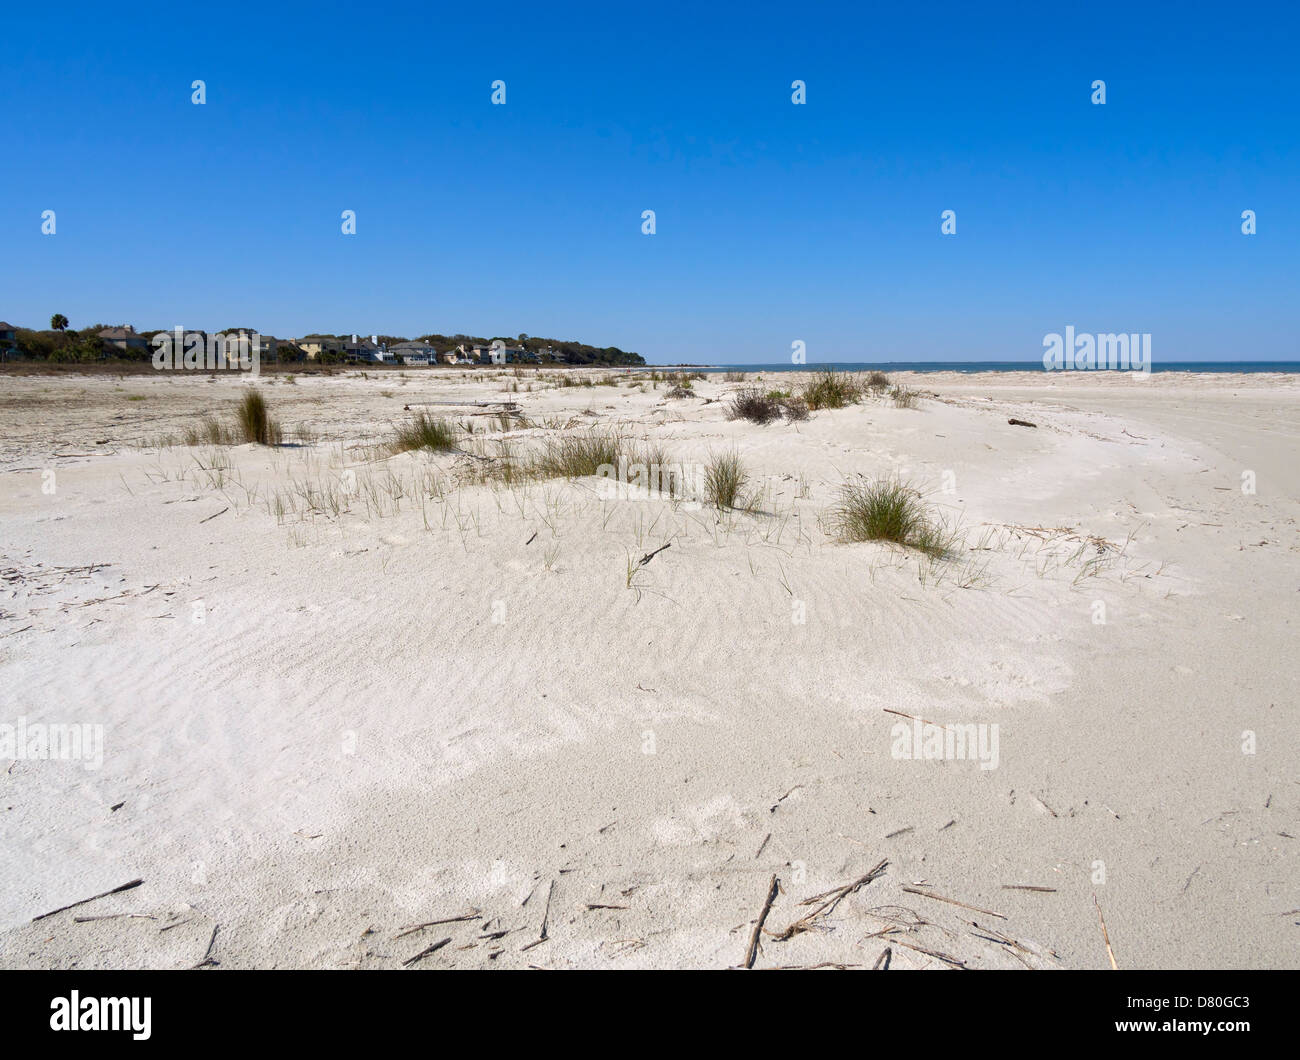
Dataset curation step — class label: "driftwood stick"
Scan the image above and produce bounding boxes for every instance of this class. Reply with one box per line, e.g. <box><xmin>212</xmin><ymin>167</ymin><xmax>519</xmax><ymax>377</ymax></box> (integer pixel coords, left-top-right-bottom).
<box><xmin>33</xmin><ymin>878</ymin><xmax>144</xmax><ymax>921</ymax></box>
<box><xmin>393</xmin><ymin>912</ymin><xmax>481</xmax><ymax>939</ymax></box>
<box><xmin>192</xmin><ymin>924</ymin><xmax>220</xmax><ymax>968</ymax></box>
<box><xmin>636</xmin><ymin>543</ymin><xmax>671</xmax><ymax>568</ymax></box>
<box><xmin>402</xmin><ymin>936</ymin><xmax>452</xmax><ymax>966</ymax></box>
<box><xmin>771</xmin><ymin>859</ymin><xmax>889</xmax><ymax>941</ymax></box>
<box><xmin>744</xmin><ymin>875</ymin><xmax>780</xmax><ymax>969</ymax></box>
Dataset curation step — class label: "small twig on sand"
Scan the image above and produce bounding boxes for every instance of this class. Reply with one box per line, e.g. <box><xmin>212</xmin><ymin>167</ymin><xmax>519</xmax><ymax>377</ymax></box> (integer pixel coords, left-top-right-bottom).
<box><xmin>891</xmin><ymin>938</ymin><xmax>967</xmax><ymax>968</ymax></box>
<box><xmin>636</xmin><ymin>542</ymin><xmax>671</xmax><ymax>568</ymax></box>
<box><xmin>902</xmin><ymin>886</ymin><xmax>1007</xmax><ymax>920</ymax></box>
<box><xmin>1002</xmin><ymin>884</ymin><xmax>1057</xmax><ymax>893</ymax></box>
<box><xmin>873</xmin><ymin>946</ymin><xmax>892</xmax><ymax>970</ymax></box>
<box><xmin>744</xmin><ymin>875</ymin><xmax>781</xmax><ymax>969</ymax></box>
<box><xmin>1093</xmin><ymin>894</ymin><xmax>1118</xmax><ymax>969</ymax></box>
<box><xmin>520</xmin><ymin>879</ymin><xmax>556</xmax><ymax>952</ymax></box>
<box><xmin>199</xmin><ymin>507</ymin><xmax>229</xmax><ymax>524</ymax></box>
<box><xmin>402</xmin><ymin>936</ymin><xmax>452</xmax><ymax>966</ymax></box>
<box><xmin>72</xmin><ymin>913</ymin><xmax>156</xmax><ymax>923</ymax></box>
<box><xmin>1008</xmin><ymin>418</ymin><xmax>1037</xmax><ymax>428</ymax></box>
<box><xmin>394</xmin><ymin>911</ymin><xmax>481</xmax><ymax>939</ymax></box>
<box><xmin>192</xmin><ymin>924</ymin><xmax>220</xmax><ymax>968</ymax></box>
<box><xmin>770</xmin><ymin>860</ymin><xmax>889</xmax><ymax>941</ymax></box>
<box><xmin>33</xmin><ymin>879</ymin><xmax>144</xmax><ymax>921</ymax></box>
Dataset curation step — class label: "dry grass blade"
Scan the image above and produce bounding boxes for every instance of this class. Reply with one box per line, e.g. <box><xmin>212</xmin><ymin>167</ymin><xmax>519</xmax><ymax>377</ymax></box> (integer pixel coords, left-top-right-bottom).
<box><xmin>769</xmin><ymin>859</ymin><xmax>889</xmax><ymax>941</ymax></box>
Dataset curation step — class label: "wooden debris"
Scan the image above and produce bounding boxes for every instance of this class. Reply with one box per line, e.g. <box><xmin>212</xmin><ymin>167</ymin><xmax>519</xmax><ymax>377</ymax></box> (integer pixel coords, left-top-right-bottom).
<box><xmin>33</xmin><ymin>878</ymin><xmax>144</xmax><ymax>921</ymax></box>
<box><xmin>1008</xmin><ymin>418</ymin><xmax>1037</xmax><ymax>428</ymax></box>
<box><xmin>744</xmin><ymin>875</ymin><xmax>781</xmax><ymax>969</ymax></box>
<box><xmin>402</xmin><ymin>936</ymin><xmax>452</xmax><ymax>966</ymax></box>
<box><xmin>393</xmin><ymin>911</ymin><xmax>481</xmax><ymax>939</ymax></box>
<box><xmin>902</xmin><ymin>886</ymin><xmax>1007</xmax><ymax>920</ymax></box>
<box><xmin>192</xmin><ymin>924</ymin><xmax>220</xmax><ymax>968</ymax></box>
<box><xmin>770</xmin><ymin>860</ymin><xmax>889</xmax><ymax>941</ymax></box>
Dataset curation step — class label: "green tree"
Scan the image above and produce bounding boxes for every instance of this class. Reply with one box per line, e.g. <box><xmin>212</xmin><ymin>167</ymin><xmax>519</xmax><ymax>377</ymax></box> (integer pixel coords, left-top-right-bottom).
<box><xmin>50</xmin><ymin>313</ymin><xmax>69</xmax><ymax>331</ymax></box>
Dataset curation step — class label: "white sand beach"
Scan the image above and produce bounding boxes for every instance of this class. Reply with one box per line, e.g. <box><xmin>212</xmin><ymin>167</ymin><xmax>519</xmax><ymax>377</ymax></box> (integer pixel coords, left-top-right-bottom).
<box><xmin>0</xmin><ymin>367</ymin><xmax>1295</xmax><ymax>969</ymax></box>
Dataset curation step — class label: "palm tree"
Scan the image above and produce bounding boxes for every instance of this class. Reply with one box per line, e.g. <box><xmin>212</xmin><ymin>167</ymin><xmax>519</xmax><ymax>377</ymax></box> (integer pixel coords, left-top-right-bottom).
<box><xmin>50</xmin><ymin>313</ymin><xmax>69</xmax><ymax>332</ymax></box>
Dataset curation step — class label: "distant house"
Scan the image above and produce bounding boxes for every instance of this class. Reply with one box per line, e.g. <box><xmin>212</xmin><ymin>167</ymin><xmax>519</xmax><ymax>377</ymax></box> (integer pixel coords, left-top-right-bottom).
<box><xmin>296</xmin><ymin>336</ymin><xmax>345</xmax><ymax>359</ymax></box>
<box><xmin>254</xmin><ymin>334</ymin><xmax>279</xmax><ymax>362</ymax></box>
<box><xmin>389</xmin><ymin>340</ymin><xmax>436</xmax><ymax>366</ymax></box>
<box><xmin>344</xmin><ymin>335</ymin><xmax>386</xmax><ymax>363</ymax></box>
<box><xmin>276</xmin><ymin>339</ymin><xmax>308</xmax><ymax>362</ymax></box>
<box><xmin>0</xmin><ymin>321</ymin><xmax>17</xmax><ymax>351</ymax></box>
<box><xmin>97</xmin><ymin>326</ymin><xmax>149</xmax><ymax>354</ymax></box>
<box><xmin>472</xmin><ymin>343</ymin><xmax>532</xmax><ymax>365</ymax></box>
<box><xmin>224</xmin><ymin>332</ymin><xmax>277</xmax><ymax>363</ymax></box>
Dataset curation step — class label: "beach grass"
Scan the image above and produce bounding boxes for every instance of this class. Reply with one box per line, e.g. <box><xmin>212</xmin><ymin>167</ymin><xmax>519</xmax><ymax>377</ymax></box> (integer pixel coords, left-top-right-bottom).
<box><xmin>727</xmin><ymin>388</ymin><xmax>783</xmax><ymax>424</ymax></box>
<box><xmin>390</xmin><ymin>412</ymin><xmax>457</xmax><ymax>454</ymax></box>
<box><xmin>236</xmin><ymin>390</ymin><xmax>283</xmax><ymax>446</ymax></box>
<box><xmin>802</xmin><ymin>369</ymin><xmax>863</xmax><ymax>410</ymax></box>
<box><xmin>829</xmin><ymin>478</ymin><xmax>953</xmax><ymax>556</ymax></box>
<box><xmin>704</xmin><ymin>449</ymin><xmax>748</xmax><ymax>509</ymax></box>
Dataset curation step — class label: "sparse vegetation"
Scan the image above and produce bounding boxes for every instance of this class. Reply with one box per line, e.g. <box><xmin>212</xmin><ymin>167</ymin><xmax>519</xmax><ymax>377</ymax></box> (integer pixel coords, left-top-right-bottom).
<box><xmin>235</xmin><ymin>390</ymin><xmax>282</xmax><ymax>445</ymax></box>
<box><xmin>390</xmin><ymin>412</ymin><xmax>457</xmax><ymax>453</ymax></box>
<box><xmin>867</xmin><ymin>371</ymin><xmax>890</xmax><ymax>390</ymax></box>
<box><xmin>891</xmin><ymin>385</ymin><xmax>919</xmax><ymax>409</ymax></box>
<box><xmin>802</xmin><ymin>369</ymin><xmax>863</xmax><ymax>410</ymax></box>
<box><xmin>704</xmin><ymin>449</ymin><xmax>748</xmax><ymax>509</ymax></box>
<box><xmin>829</xmin><ymin>478</ymin><xmax>953</xmax><ymax>556</ymax></box>
<box><xmin>727</xmin><ymin>388</ymin><xmax>782</xmax><ymax>424</ymax></box>
<box><xmin>183</xmin><ymin>415</ymin><xmax>232</xmax><ymax>446</ymax></box>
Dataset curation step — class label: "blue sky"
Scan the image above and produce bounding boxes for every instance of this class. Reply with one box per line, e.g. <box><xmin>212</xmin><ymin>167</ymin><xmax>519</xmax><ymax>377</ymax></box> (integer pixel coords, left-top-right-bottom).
<box><xmin>1</xmin><ymin>1</ymin><xmax>1295</xmax><ymax>363</ymax></box>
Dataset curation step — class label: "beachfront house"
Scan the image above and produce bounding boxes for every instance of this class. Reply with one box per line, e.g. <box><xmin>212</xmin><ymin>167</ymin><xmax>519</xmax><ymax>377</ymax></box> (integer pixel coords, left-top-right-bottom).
<box><xmin>442</xmin><ymin>345</ymin><xmax>476</xmax><ymax>365</ymax></box>
<box><xmin>0</xmin><ymin>321</ymin><xmax>17</xmax><ymax>356</ymax></box>
<box><xmin>389</xmin><ymin>340</ymin><xmax>436</xmax><ymax>366</ymax></box>
<box><xmin>97</xmin><ymin>326</ymin><xmax>149</xmax><ymax>355</ymax></box>
<box><xmin>295</xmin><ymin>335</ymin><xmax>345</xmax><ymax>359</ymax></box>
<box><xmin>344</xmin><ymin>335</ymin><xmax>386</xmax><ymax>363</ymax></box>
<box><xmin>472</xmin><ymin>343</ymin><xmax>533</xmax><ymax>365</ymax></box>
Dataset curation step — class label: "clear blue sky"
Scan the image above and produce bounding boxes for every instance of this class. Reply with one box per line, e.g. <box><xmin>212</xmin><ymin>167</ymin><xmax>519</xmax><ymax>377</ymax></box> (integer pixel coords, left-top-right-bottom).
<box><xmin>1</xmin><ymin>1</ymin><xmax>1295</xmax><ymax>363</ymax></box>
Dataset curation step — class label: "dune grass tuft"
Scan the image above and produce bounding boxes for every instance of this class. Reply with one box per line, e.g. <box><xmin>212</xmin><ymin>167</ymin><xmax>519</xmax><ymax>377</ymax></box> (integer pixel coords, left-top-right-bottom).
<box><xmin>802</xmin><ymin>369</ymin><xmax>863</xmax><ymax>410</ymax></box>
<box><xmin>829</xmin><ymin>478</ymin><xmax>953</xmax><ymax>556</ymax></box>
<box><xmin>530</xmin><ymin>431</ymin><xmax>622</xmax><ymax>478</ymax></box>
<box><xmin>183</xmin><ymin>414</ymin><xmax>232</xmax><ymax>446</ymax></box>
<box><xmin>890</xmin><ymin>385</ymin><xmax>919</xmax><ymax>409</ymax></box>
<box><xmin>704</xmin><ymin>449</ymin><xmax>749</xmax><ymax>509</ymax></box>
<box><xmin>866</xmin><ymin>371</ymin><xmax>891</xmax><ymax>390</ymax></box>
<box><xmin>727</xmin><ymin>388</ymin><xmax>783</xmax><ymax>424</ymax></box>
<box><xmin>235</xmin><ymin>390</ymin><xmax>283</xmax><ymax>445</ymax></box>
<box><xmin>390</xmin><ymin>412</ymin><xmax>457</xmax><ymax>454</ymax></box>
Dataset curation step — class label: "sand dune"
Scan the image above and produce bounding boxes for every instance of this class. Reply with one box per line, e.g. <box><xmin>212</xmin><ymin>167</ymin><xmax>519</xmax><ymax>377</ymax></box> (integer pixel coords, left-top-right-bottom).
<box><xmin>0</xmin><ymin>367</ymin><xmax>1295</xmax><ymax>969</ymax></box>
